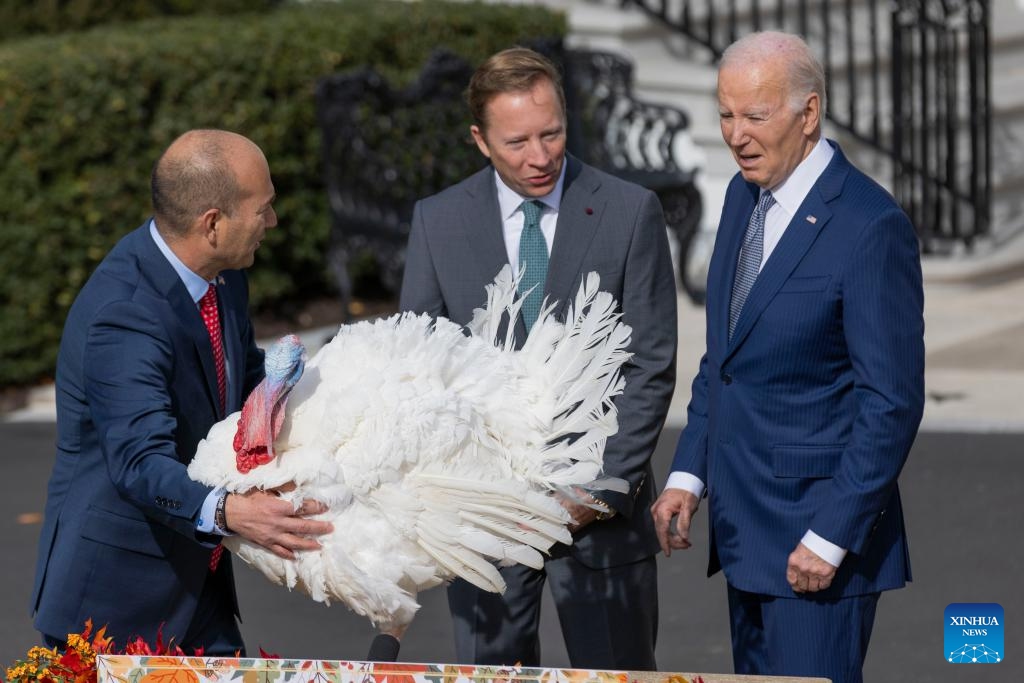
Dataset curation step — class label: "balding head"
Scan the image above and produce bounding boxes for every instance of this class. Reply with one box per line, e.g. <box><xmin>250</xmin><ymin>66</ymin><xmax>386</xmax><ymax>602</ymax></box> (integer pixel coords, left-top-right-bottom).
<box><xmin>151</xmin><ymin>129</ymin><xmax>263</xmax><ymax>238</ymax></box>
<box><xmin>721</xmin><ymin>31</ymin><xmax>827</xmax><ymax>122</ymax></box>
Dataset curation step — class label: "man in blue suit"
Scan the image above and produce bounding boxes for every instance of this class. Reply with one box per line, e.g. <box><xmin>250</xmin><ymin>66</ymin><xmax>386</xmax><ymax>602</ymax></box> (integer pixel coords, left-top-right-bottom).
<box><xmin>31</xmin><ymin>129</ymin><xmax>333</xmax><ymax>655</ymax></box>
<box><xmin>651</xmin><ymin>32</ymin><xmax>924</xmax><ymax>683</ymax></box>
<box><xmin>401</xmin><ymin>48</ymin><xmax>676</xmax><ymax>670</ymax></box>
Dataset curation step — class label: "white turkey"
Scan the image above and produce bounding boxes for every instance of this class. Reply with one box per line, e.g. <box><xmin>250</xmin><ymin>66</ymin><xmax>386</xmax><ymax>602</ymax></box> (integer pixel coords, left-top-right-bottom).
<box><xmin>188</xmin><ymin>266</ymin><xmax>632</xmax><ymax>631</ymax></box>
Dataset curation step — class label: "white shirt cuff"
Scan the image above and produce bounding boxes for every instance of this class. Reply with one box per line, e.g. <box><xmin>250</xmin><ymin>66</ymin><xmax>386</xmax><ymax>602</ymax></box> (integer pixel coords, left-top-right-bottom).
<box><xmin>801</xmin><ymin>530</ymin><xmax>846</xmax><ymax>567</ymax></box>
<box><xmin>665</xmin><ymin>472</ymin><xmax>705</xmax><ymax>498</ymax></box>
<box><xmin>196</xmin><ymin>488</ymin><xmax>230</xmax><ymax>535</ymax></box>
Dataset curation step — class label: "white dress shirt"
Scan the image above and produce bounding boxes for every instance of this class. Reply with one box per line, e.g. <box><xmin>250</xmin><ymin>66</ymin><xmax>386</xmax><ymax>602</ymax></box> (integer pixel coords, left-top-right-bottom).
<box><xmin>666</xmin><ymin>138</ymin><xmax>846</xmax><ymax>568</ymax></box>
<box><xmin>494</xmin><ymin>162</ymin><xmax>567</xmax><ymax>271</ymax></box>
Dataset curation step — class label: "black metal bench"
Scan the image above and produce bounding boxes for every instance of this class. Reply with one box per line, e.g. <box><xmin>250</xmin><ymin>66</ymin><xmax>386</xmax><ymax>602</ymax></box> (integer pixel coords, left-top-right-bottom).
<box><xmin>315</xmin><ymin>46</ymin><xmax>705</xmax><ymax>320</ymax></box>
<box><xmin>563</xmin><ymin>47</ymin><xmax>704</xmax><ymax>302</ymax></box>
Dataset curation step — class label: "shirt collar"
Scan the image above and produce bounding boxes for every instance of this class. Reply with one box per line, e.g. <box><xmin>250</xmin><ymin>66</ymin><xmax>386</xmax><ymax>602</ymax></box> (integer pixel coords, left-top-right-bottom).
<box><xmin>767</xmin><ymin>137</ymin><xmax>834</xmax><ymax>215</ymax></box>
<box><xmin>149</xmin><ymin>219</ymin><xmax>216</xmax><ymax>304</ymax></box>
<box><xmin>494</xmin><ymin>159</ymin><xmax>567</xmax><ymax>221</ymax></box>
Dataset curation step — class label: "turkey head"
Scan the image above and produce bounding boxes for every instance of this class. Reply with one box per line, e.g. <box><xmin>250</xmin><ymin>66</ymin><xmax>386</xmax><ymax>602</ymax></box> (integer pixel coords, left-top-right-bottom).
<box><xmin>233</xmin><ymin>334</ymin><xmax>305</xmax><ymax>473</ymax></box>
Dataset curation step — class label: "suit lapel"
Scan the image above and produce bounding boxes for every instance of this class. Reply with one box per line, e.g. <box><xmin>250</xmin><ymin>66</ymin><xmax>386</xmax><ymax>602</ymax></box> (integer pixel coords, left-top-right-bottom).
<box><xmin>136</xmin><ymin>226</ymin><xmax>225</xmax><ymax>418</ymax></box>
<box><xmin>452</xmin><ymin>166</ymin><xmax>523</xmax><ymax>338</ymax></box>
<box><xmin>217</xmin><ymin>276</ymin><xmax>244</xmax><ymax>413</ymax></box>
<box><xmin>714</xmin><ymin>182</ymin><xmax>759</xmax><ymax>349</ymax></box>
<box><xmin>458</xmin><ymin>166</ymin><xmax>509</xmax><ymax>284</ymax></box>
<box><xmin>725</xmin><ymin>147</ymin><xmax>850</xmax><ymax>359</ymax></box>
<box><xmin>546</xmin><ymin>155</ymin><xmax>602</xmax><ymax>320</ymax></box>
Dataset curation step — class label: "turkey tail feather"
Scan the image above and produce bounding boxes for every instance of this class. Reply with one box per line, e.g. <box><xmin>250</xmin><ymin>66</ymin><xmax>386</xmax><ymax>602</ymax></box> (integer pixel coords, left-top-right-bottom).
<box><xmin>187</xmin><ymin>265</ymin><xmax>634</xmax><ymax>631</ymax></box>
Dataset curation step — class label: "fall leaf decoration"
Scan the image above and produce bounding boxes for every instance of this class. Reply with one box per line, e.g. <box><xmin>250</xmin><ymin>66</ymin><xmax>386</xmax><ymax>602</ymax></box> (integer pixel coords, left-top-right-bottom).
<box><xmin>5</xmin><ymin>621</ymin><xmax>208</xmax><ymax>683</ymax></box>
<box><xmin>9</xmin><ymin>623</ymin><xmax>700</xmax><ymax>683</ymax></box>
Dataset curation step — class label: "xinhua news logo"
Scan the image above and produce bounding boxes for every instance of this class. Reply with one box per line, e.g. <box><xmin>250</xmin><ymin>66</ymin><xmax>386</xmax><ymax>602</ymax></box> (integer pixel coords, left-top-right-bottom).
<box><xmin>945</xmin><ymin>603</ymin><xmax>1003</xmax><ymax>663</ymax></box>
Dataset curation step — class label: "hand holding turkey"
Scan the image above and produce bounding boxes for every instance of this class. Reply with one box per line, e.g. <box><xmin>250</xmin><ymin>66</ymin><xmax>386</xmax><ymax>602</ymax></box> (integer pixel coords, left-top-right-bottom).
<box><xmin>223</xmin><ymin>488</ymin><xmax>332</xmax><ymax>560</ymax></box>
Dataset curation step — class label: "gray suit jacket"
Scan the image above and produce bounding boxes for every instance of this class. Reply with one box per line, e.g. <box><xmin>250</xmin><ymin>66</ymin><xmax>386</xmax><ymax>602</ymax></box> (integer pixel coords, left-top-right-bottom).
<box><xmin>400</xmin><ymin>155</ymin><xmax>677</xmax><ymax>568</ymax></box>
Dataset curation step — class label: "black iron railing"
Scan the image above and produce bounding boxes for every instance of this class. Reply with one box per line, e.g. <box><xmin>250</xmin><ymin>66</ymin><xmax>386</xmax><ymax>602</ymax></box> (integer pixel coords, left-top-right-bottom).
<box><xmin>624</xmin><ymin>0</ymin><xmax>991</xmax><ymax>250</ymax></box>
<box><xmin>892</xmin><ymin>1</ymin><xmax>991</xmax><ymax>249</ymax></box>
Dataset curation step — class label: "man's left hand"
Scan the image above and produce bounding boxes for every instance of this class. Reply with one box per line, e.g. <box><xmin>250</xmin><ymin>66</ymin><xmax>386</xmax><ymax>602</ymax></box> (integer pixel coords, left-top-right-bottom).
<box><xmin>557</xmin><ymin>490</ymin><xmax>602</xmax><ymax>533</ymax></box>
<box><xmin>786</xmin><ymin>542</ymin><xmax>838</xmax><ymax>593</ymax></box>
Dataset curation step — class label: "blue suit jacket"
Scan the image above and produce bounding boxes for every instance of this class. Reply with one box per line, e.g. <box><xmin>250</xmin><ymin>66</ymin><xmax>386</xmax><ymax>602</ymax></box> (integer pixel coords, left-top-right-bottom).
<box><xmin>671</xmin><ymin>142</ymin><xmax>924</xmax><ymax>598</ymax></box>
<box><xmin>31</xmin><ymin>223</ymin><xmax>265</xmax><ymax>645</ymax></box>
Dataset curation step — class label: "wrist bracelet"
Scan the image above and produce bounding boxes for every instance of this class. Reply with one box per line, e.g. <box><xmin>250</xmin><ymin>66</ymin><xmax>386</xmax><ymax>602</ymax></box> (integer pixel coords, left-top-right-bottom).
<box><xmin>591</xmin><ymin>496</ymin><xmax>617</xmax><ymax>521</ymax></box>
<box><xmin>215</xmin><ymin>492</ymin><xmax>229</xmax><ymax>533</ymax></box>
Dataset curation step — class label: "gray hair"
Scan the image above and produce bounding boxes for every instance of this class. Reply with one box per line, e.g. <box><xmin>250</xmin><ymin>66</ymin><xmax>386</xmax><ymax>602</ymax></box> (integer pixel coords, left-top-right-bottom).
<box><xmin>721</xmin><ymin>31</ymin><xmax>827</xmax><ymax>119</ymax></box>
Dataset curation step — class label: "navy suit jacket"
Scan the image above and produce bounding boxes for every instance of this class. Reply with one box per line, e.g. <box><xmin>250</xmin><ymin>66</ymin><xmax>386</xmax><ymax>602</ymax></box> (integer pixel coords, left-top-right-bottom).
<box><xmin>400</xmin><ymin>155</ymin><xmax>677</xmax><ymax>568</ymax></box>
<box><xmin>671</xmin><ymin>142</ymin><xmax>924</xmax><ymax>598</ymax></box>
<box><xmin>31</xmin><ymin>223</ymin><xmax>265</xmax><ymax>645</ymax></box>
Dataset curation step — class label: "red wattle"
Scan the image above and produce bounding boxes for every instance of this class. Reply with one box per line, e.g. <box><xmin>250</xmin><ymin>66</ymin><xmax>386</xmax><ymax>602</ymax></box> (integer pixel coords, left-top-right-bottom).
<box><xmin>234</xmin><ymin>379</ymin><xmax>273</xmax><ymax>473</ymax></box>
<box><xmin>233</xmin><ymin>377</ymin><xmax>293</xmax><ymax>473</ymax></box>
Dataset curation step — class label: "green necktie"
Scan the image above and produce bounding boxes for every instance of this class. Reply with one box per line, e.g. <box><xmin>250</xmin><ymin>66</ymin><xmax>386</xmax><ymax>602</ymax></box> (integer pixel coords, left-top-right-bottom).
<box><xmin>517</xmin><ymin>199</ymin><xmax>548</xmax><ymax>330</ymax></box>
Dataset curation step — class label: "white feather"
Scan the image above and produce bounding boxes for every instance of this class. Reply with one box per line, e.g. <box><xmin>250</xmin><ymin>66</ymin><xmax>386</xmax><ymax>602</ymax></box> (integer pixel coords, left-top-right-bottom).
<box><xmin>188</xmin><ymin>265</ymin><xmax>631</xmax><ymax>629</ymax></box>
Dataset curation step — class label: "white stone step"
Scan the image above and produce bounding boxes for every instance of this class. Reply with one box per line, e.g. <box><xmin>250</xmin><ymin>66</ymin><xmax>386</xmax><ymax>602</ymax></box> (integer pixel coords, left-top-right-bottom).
<box><xmin>560</xmin><ymin>0</ymin><xmax>1024</xmax><ymax>242</ymax></box>
<box><xmin>562</xmin><ymin>0</ymin><xmax>673</xmax><ymax>52</ymax></box>
<box><xmin>993</xmin><ymin>1</ymin><xmax>1024</xmax><ymax>48</ymax></box>
<box><xmin>571</xmin><ymin>0</ymin><xmax>1021</xmax><ymax>109</ymax></box>
<box><xmin>629</xmin><ymin>48</ymin><xmax>717</xmax><ymax>91</ymax></box>
<box><xmin>993</xmin><ymin>52</ymin><xmax>1024</xmax><ymax>117</ymax></box>
<box><xmin>993</xmin><ymin>200</ymin><xmax>1024</xmax><ymax>242</ymax></box>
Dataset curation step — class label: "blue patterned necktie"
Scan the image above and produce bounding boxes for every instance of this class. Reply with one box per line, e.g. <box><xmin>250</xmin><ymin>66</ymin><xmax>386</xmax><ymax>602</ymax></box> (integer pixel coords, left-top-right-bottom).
<box><xmin>517</xmin><ymin>199</ymin><xmax>548</xmax><ymax>330</ymax></box>
<box><xmin>729</xmin><ymin>190</ymin><xmax>775</xmax><ymax>340</ymax></box>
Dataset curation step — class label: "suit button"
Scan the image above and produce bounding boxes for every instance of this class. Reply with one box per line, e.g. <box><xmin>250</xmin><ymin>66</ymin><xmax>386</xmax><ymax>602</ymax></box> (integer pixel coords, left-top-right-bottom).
<box><xmin>721</xmin><ymin>372</ymin><xmax>732</xmax><ymax>385</ymax></box>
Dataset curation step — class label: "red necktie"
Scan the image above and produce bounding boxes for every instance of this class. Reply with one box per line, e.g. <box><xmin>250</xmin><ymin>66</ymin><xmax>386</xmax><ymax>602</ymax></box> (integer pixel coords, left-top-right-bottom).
<box><xmin>199</xmin><ymin>284</ymin><xmax>227</xmax><ymax>414</ymax></box>
<box><xmin>200</xmin><ymin>284</ymin><xmax>227</xmax><ymax>572</ymax></box>
<box><xmin>209</xmin><ymin>543</ymin><xmax>224</xmax><ymax>572</ymax></box>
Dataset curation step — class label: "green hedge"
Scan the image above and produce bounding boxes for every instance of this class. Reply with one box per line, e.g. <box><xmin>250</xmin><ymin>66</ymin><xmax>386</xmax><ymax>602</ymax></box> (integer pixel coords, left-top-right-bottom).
<box><xmin>0</xmin><ymin>0</ymin><xmax>282</xmax><ymax>42</ymax></box>
<box><xmin>0</xmin><ymin>0</ymin><xmax>567</xmax><ymax>387</ymax></box>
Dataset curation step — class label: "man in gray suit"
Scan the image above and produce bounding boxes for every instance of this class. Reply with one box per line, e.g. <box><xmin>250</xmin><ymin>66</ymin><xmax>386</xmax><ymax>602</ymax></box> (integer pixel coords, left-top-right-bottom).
<box><xmin>399</xmin><ymin>47</ymin><xmax>677</xmax><ymax>671</ymax></box>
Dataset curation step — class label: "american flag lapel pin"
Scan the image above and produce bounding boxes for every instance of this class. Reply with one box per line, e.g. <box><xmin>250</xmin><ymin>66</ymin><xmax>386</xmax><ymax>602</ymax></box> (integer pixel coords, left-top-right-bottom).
<box><xmin>217</xmin><ymin>275</ymin><xmax>226</xmax><ymax>285</ymax></box>
<box><xmin>806</xmin><ymin>215</ymin><xmax>818</xmax><ymax>224</ymax></box>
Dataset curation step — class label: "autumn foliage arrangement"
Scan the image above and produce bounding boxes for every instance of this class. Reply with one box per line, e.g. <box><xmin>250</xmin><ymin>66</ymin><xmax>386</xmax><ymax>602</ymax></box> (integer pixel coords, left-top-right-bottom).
<box><xmin>5</xmin><ymin>620</ymin><xmax>204</xmax><ymax>683</ymax></box>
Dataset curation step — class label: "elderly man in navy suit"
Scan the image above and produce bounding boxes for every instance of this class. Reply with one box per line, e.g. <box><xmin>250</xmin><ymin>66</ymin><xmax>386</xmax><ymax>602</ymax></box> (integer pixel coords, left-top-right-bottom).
<box><xmin>31</xmin><ymin>130</ymin><xmax>334</xmax><ymax>655</ymax></box>
<box><xmin>652</xmin><ymin>32</ymin><xmax>925</xmax><ymax>683</ymax></box>
<box><xmin>400</xmin><ymin>47</ymin><xmax>677</xmax><ymax>670</ymax></box>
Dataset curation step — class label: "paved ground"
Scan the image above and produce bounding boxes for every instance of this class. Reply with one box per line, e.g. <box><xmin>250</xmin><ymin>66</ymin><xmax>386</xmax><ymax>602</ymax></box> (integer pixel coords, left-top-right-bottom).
<box><xmin>2</xmin><ymin>423</ymin><xmax>1021</xmax><ymax>682</ymax></box>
